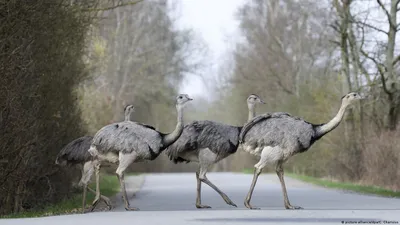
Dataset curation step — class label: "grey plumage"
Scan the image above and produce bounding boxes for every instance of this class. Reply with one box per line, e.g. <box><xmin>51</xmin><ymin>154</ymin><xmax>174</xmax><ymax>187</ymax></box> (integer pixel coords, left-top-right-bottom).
<box><xmin>166</xmin><ymin>120</ymin><xmax>241</xmax><ymax>164</ymax></box>
<box><xmin>55</xmin><ymin>104</ymin><xmax>135</xmax><ymax>213</ymax></box>
<box><xmin>240</xmin><ymin>113</ymin><xmax>318</xmax><ymax>154</ymax></box>
<box><xmin>55</xmin><ymin>136</ymin><xmax>93</xmax><ymax>166</ymax></box>
<box><xmin>88</xmin><ymin>94</ymin><xmax>193</xmax><ymax>211</ymax></box>
<box><xmin>92</xmin><ymin>121</ymin><xmax>163</xmax><ymax>160</ymax></box>
<box><xmin>239</xmin><ymin>112</ymin><xmax>316</xmax><ymax>149</ymax></box>
<box><xmin>55</xmin><ymin>134</ymin><xmax>111</xmax><ymax>213</ymax></box>
<box><xmin>164</xmin><ymin>94</ymin><xmax>265</xmax><ymax>209</ymax></box>
<box><xmin>239</xmin><ymin>92</ymin><xmax>364</xmax><ymax>210</ymax></box>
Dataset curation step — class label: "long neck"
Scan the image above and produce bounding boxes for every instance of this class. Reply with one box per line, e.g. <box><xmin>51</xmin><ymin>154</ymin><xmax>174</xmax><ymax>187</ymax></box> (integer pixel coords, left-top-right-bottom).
<box><xmin>315</xmin><ymin>101</ymin><xmax>349</xmax><ymax>138</ymax></box>
<box><xmin>124</xmin><ymin>111</ymin><xmax>131</xmax><ymax>121</ymax></box>
<box><xmin>235</xmin><ymin>103</ymin><xmax>256</xmax><ymax>131</ymax></box>
<box><xmin>162</xmin><ymin>104</ymin><xmax>184</xmax><ymax>147</ymax></box>
<box><xmin>247</xmin><ymin>103</ymin><xmax>256</xmax><ymax>122</ymax></box>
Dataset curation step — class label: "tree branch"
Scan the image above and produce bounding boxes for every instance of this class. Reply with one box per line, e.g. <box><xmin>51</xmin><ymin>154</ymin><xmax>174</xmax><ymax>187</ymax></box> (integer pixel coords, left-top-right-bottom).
<box><xmin>376</xmin><ymin>0</ymin><xmax>396</xmax><ymax>29</ymax></box>
<box><xmin>360</xmin><ymin>49</ymin><xmax>392</xmax><ymax>94</ymax></box>
<box><xmin>360</xmin><ymin>49</ymin><xmax>385</xmax><ymax>75</ymax></box>
<box><xmin>353</xmin><ymin>20</ymin><xmax>388</xmax><ymax>34</ymax></box>
<box><xmin>329</xmin><ymin>39</ymin><xmax>341</xmax><ymax>46</ymax></box>
<box><xmin>83</xmin><ymin>0</ymin><xmax>144</xmax><ymax>12</ymax></box>
<box><xmin>393</xmin><ymin>54</ymin><xmax>400</xmax><ymax>66</ymax></box>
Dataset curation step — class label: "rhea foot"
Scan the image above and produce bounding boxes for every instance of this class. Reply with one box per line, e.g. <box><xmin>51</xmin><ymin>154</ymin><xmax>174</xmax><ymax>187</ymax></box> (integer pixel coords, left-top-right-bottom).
<box><xmin>196</xmin><ymin>204</ymin><xmax>211</xmax><ymax>209</ymax></box>
<box><xmin>102</xmin><ymin>198</ymin><xmax>112</xmax><ymax>211</ymax></box>
<box><xmin>244</xmin><ymin>201</ymin><xmax>260</xmax><ymax>210</ymax></box>
<box><xmin>125</xmin><ymin>206</ymin><xmax>140</xmax><ymax>211</ymax></box>
<box><xmin>223</xmin><ymin>198</ymin><xmax>237</xmax><ymax>207</ymax></box>
<box><xmin>285</xmin><ymin>204</ymin><xmax>303</xmax><ymax>210</ymax></box>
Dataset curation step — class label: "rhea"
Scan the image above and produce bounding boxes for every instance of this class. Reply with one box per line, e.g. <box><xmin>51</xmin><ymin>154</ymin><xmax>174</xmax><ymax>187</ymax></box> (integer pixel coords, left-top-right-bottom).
<box><xmin>55</xmin><ymin>105</ymin><xmax>135</xmax><ymax>212</ymax></box>
<box><xmin>165</xmin><ymin>94</ymin><xmax>265</xmax><ymax>208</ymax></box>
<box><xmin>239</xmin><ymin>92</ymin><xmax>363</xmax><ymax>210</ymax></box>
<box><xmin>88</xmin><ymin>94</ymin><xmax>193</xmax><ymax>210</ymax></box>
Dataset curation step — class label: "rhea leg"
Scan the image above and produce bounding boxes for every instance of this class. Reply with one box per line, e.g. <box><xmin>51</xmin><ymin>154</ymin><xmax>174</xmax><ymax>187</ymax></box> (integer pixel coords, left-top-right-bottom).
<box><xmin>82</xmin><ymin>184</ymin><xmax>88</xmax><ymax>213</ymax></box>
<box><xmin>89</xmin><ymin>162</ymin><xmax>101</xmax><ymax>210</ymax></box>
<box><xmin>89</xmin><ymin>162</ymin><xmax>112</xmax><ymax>211</ymax></box>
<box><xmin>116</xmin><ymin>152</ymin><xmax>138</xmax><ymax>211</ymax></box>
<box><xmin>87</xmin><ymin>187</ymin><xmax>111</xmax><ymax>209</ymax></box>
<box><xmin>79</xmin><ymin>161</ymin><xmax>95</xmax><ymax>213</ymax></box>
<box><xmin>195</xmin><ymin>171</ymin><xmax>210</xmax><ymax>208</ymax></box>
<box><xmin>244</xmin><ymin>167</ymin><xmax>262</xmax><ymax>209</ymax></box>
<box><xmin>276</xmin><ymin>161</ymin><xmax>302</xmax><ymax>210</ymax></box>
<box><xmin>244</xmin><ymin>146</ymin><xmax>279</xmax><ymax>210</ymax></box>
<box><xmin>197</xmin><ymin>163</ymin><xmax>237</xmax><ymax>208</ymax></box>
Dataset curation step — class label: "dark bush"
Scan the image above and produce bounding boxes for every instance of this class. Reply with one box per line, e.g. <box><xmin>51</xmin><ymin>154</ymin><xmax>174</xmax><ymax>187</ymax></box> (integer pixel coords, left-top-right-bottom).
<box><xmin>0</xmin><ymin>0</ymin><xmax>92</xmax><ymax>214</ymax></box>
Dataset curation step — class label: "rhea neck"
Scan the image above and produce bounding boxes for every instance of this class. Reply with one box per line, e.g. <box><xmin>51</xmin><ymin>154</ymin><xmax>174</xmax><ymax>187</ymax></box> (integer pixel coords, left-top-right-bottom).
<box><xmin>247</xmin><ymin>102</ymin><xmax>256</xmax><ymax>122</ymax></box>
<box><xmin>315</xmin><ymin>100</ymin><xmax>350</xmax><ymax>138</ymax></box>
<box><xmin>161</xmin><ymin>103</ymin><xmax>185</xmax><ymax>148</ymax></box>
<box><xmin>124</xmin><ymin>110</ymin><xmax>131</xmax><ymax>121</ymax></box>
<box><xmin>175</xmin><ymin>104</ymin><xmax>184</xmax><ymax>126</ymax></box>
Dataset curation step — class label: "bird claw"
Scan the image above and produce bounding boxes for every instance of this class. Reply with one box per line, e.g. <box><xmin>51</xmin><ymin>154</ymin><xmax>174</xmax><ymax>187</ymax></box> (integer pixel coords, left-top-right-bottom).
<box><xmin>244</xmin><ymin>202</ymin><xmax>260</xmax><ymax>210</ymax></box>
<box><xmin>227</xmin><ymin>201</ymin><xmax>237</xmax><ymax>207</ymax></box>
<box><xmin>101</xmin><ymin>196</ymin><xmax>112</xmax><ymax>209</ymax></box>
<box><xmin>82</xmin><ymin>208</ymin><xmax>93</xmax><ymax>214</ymax></box>
<box><xmin>125</xmin><ymin>206</ymin><xmax>140</xmax><ymax>211</ymax></box>
<box><xmin>223</xmin><ymin>196</ymin><xmax>237</xmax><ymax>207</ymax></box>
<box><xmin>104</xmin><ymin>201</ymin><xmax>112</xmax><ymax>211</ymax></box>
<box><xmin>285</xmin><ymin>205</ymin><xmax>303</xmax><ymax>210</ymax></box>
<box><xmin>196</xmin><ymin>204</ymin><xmax>212</xmax><ymax>209</ymax></box>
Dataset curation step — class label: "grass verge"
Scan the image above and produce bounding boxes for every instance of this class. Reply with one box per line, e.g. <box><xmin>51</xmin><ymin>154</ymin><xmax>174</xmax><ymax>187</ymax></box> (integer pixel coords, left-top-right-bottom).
<box><xmin>287</xmin><ymin>173</ymin><xmax>400</xmax><ymax>198</ymax></box>
<box><xmin>1</xmin><ymin>173</ymin><xmax>120</xmax><ymax>219</ymax></box>
<box><xmin>242</xmin><ymin>168</ymin><xmax>253</xmax><ymax>174</ymax></box>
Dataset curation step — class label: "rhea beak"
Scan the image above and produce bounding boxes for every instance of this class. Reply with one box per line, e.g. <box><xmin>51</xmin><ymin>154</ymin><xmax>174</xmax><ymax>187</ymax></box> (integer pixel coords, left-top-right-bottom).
<box><xmin>260</xmin><ymin>100</ymin><xmax>266</xmax><ymax>104</ymax></box>
<box><xmin>188</xmin><ymin>98</ymin><xmax>193</xmax><ymax>101</ymax></box>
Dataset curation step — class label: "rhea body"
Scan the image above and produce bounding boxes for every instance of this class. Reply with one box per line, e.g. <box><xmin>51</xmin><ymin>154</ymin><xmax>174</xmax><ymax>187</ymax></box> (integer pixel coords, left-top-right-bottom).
<box><xmin>239</xmin><ymin>92</ymin><xmax>363</xmax><ymax>210</ymax></box>
<box><xmin>88</xmin><ymin>94</ymin><xmax>193</xmax><ymax>211</ymax></box>
<box><xmin>55</xmin><ymin>105</ymin><xmax>135</xmax><ymax>212</ymax></box>
<box><xmin>165</xmin><ymin>94</ymin><xmax>265</xmax><ymax>208</ymax></box>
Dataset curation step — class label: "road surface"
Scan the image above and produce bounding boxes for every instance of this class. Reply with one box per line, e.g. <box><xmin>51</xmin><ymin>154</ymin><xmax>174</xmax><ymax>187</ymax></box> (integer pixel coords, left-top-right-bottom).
<box><xmin>2</xmin><ymin>172</ymin><xmax>400</xmax><ymax>225</ymax></box>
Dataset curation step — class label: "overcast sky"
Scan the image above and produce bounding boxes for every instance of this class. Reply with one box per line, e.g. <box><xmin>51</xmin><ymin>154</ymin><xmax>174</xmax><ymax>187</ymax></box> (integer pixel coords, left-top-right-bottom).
<box><xmin>172</xmin><ymin>0</ymin><xmax>245</xmax><ymax>100</ymax></box>
<box><xmin>171</xmin><ymin>0</ymin><xmax>399</xmax><ymax>100</ymax></box>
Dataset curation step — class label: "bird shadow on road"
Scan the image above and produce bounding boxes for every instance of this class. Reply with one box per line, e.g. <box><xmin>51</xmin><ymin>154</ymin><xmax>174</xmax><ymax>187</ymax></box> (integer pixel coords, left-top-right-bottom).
<box><xmin>191</xmin><ymin>217</ymin><xmax>380</xmax><ymax>223</ymax></box>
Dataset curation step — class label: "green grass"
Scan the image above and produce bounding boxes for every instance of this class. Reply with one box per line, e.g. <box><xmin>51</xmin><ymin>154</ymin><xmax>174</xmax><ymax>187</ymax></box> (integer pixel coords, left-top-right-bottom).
<box><xmin>1</xmin><ymin>173</ymin><xmax>120</xmax><ymax>219</ymax></box>
<box><xmin>242</xmin><ymin>168</ymin><xmax>253</xmax><ymax>174</ymax></box>
<box><xmin>287</xmin><ymin>173</ymin><xmax>400</xmax><ymax>198</ymax></box>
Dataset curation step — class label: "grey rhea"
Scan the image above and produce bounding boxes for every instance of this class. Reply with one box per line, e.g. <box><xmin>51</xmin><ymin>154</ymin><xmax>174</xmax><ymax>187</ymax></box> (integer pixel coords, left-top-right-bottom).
<box><xmin>238</xmin><ymin>92</ymin><xmax>364</xmax><ymax>210</ymax></box>
<box><xmin>164</xmin><ymin>94</ymin><xmax>265</xmax><ymax>208</ymax></box>
<box><xmin>88</xmin><ymin>94</ymin><xmax>193</xmax><ymax>211</ymax></box>
<box><xmin>55</xmin><ymin>104</ymin><xmax>135</xmax><ymax>213</ymax></box>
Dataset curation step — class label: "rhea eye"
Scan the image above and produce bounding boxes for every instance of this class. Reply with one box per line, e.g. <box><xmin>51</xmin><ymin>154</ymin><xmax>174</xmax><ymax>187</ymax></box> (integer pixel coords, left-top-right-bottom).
<box><xmin>353</xmin><ymin>93</ymin><xmax>356</xmax><ymax>97</ymax></box>
<box><xmin>179</xmin><ymin>96</ymin><xmax>183</xmax><ymax>99</ymax></box>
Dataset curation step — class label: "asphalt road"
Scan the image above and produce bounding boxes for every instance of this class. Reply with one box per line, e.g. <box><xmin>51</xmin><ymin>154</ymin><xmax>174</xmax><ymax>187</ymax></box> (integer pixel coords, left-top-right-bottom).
<box><xmin>3</xmin><ymin>172</ymin><xmax>400</xmax><ymax>225</ymax></box>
